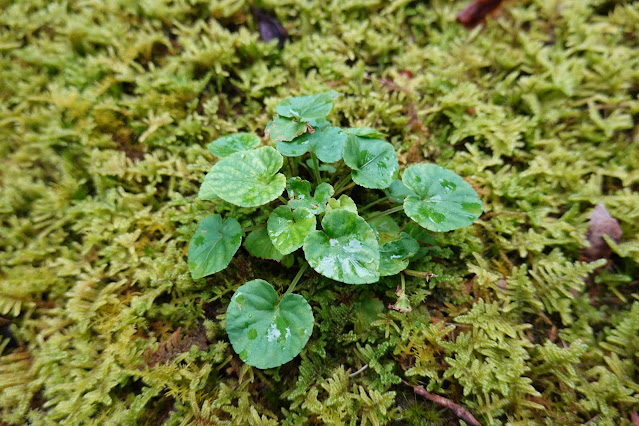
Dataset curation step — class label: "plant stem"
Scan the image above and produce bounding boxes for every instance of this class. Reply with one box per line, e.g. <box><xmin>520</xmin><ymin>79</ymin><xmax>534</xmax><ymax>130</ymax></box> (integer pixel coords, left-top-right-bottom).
<box><xmin>279</xmin><ymin>195</ymin><xmax>289</xmax><ymax>205</ymax></box>
<box><xmin>403</xmin><ymin>269</ymin><xmax>437</xmax><ymax>281</ymax></box>
<box><xmin>310</xmin><ymin>152</ymin><xmax>322</xmax><ymax>184</ymax></box>
<box><xmin>360</xmin><ymin>196</ymin><xmax>389</xmax><ymax>212</ymax></box>
<box><xmin>365</xmin><ymin>205</ymin><xmax>404</xmax><ymax>221</ymax></box>
<box><xmin>284</xmin><ymin>263</ymin><xmax>309</xmax><ymax>297</ymax></box>
<box><xmin>242</xmin><ymin>223</ymin><xmax>266</xmax><ymax>233</ymax></box>
<box><xmin>335</xmin><ymin>181</ymin><xmax>356</xmax><ymax>196</ymax></box>
<box><xmin>400</xmin><ymin>272</ymin><xmax>406</xmax><ymax>292</ymax></box>
<box><xmin>333</xmin><ymin>174</ymin><xmax>351</xmax><ymax>193</ymax></box>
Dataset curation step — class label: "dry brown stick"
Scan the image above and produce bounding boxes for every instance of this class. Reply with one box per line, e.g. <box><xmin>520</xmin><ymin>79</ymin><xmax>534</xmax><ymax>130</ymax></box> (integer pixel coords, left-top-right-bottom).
<box><xmin>403</xmin><ymin>381</ymin><xmax>482</xmax><ymax>426</ymax></box>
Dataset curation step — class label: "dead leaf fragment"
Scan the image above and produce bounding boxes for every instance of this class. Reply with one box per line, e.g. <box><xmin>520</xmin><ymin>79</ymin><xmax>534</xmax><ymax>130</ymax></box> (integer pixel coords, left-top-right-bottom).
<box><xmin>457</xmin><ymin>0</ymin><xmax>505</xmax><ymax>29</ymax></box>
<box><xmin>582</xmin><ymin>204</ymin><xmax>622</xmax><ymax>262</ymax></box>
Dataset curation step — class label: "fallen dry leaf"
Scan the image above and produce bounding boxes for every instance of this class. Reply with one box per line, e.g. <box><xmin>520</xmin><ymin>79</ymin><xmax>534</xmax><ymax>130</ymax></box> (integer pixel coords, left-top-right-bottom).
<box><xmin>582</xmin><ymin>203</ymin><xmax>622</xmax><ymax>262</ymax></box>
<box><xmin>457</xmin><ymin>0</ymin><xmax>505</xmax><ymax>29</ymax></box>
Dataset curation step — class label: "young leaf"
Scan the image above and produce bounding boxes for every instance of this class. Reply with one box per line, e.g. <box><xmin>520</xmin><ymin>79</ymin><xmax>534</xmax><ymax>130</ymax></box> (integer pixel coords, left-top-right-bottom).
<box><xmin>402</xmin><ymin>164</ymin><xmax>483</xmax><ymax>232</ymax></box>
<box><xmin>275</xmin><ymin>90</ymin><xmax>339</xmax><ymax>121</ymax></box>
<box><xmin>226</xmin><ymin>280</ymin><xmax>314</xmax><ymax>369</ymax></box>
<box><xmin>346</xmin><ymin>127</ymin><xmax>386</xmax><ymax>138</ymax></box>
<box><xmin>303</xmin><ymin>210</ymin><xmax>380</xmax><ymax>284</ymax></box>
<box><xmin>267</xmin><ymin>205</ymin><xmax>316</xmax><ymax>255</ymax></box>
<box><xmin>266</xmin><ymin>116</ymin><xmax>308</xmax><ymax>142</ymax></box>
<box><xmin>244</xmin><ymin>228</ymin><xmax>285</xmax><ymax>261</ymax></box>
<box><xmin>325</xmin><ymin>195</ymin><xmax>358</xmax><ymax>214</ymax></box>
<box><xmin>207</xmin><ymin>133</ymin><xmax>261</xmax><ymax>158</ymax></box>
<box><xmin>188</xmin><ymin>215</ymin><xmax>242</xmax><ymax>279</ymax></box>
<box><xmin>384</xmin><ymin>180</ymin><xmax>416</xmax><ymax>203</ymax></box>
<box><xmin>343</xmin><ymin>136</ymin><xmax>399</xmax><ymax>189</ymax></box>
<box><xmin>276</xmin><ymin>125</ymin><xmax>347</xmax><ymax>162</ymax></box>
<box><xmin>198</xmin><ymin>178</ymin><xmax>219</xmax><ymax>201</ymax></box>
<box><xmin>378</xmin><ymin>233</ymin><xmax>420</xmax><ymax>276</ymax></box>
<box><xmin>205</xmin><ymin>146</ymin><xmax>286</xmax><ymax>207</ymax></box>
<box><xmin>286</xmin><ymin>178</ymin><xmax>334</xmax><ymax>214</ymax></box>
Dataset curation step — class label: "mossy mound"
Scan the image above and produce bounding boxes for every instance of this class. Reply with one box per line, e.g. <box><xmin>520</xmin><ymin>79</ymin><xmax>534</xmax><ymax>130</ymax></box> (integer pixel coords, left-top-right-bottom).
<box><xmin>1</xmin><ymin>0</ymin><xmax>638</xmax><ymax>424</ymax></box>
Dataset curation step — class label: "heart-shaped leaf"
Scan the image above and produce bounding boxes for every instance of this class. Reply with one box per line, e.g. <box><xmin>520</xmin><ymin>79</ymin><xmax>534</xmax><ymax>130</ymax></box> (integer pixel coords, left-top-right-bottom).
<box><xmin>343</xmin><ymin>136</ymin><xmax>399</xmax><ymax>189</ymax></box>
<box><xmin>226</xmin><ymin>280</ymin><xmax>314</xmax><ymax>369</ymax></box>
<box><xmin>208</xmin><ymin>133</ymin><xmax>261</xmax><ymax>158</ymax></box>
<box><xmin>286</xmin><ymin>178</ymin><xmax>334</xmax><ymax>214</ymax></box>
<box><xmin>303</xmin><ymin>210</ymin><xmax>380</xmax><ymax>284</ymax></box>
<box><xmin>384</xmin><ymin>180</ymin><xmax>416</xmax><ymax>203</ymax></box>
<box><xmin>402</xmin><ymin>164</ymin><xmax>483</xmax><ymax>232</ymax></box>
<box><xmin>205</xmin><ymin>146</ymin><xmax>286</xmax><ymax>207</ymax></box>
<box><xmin>325</xmin><ymin>195</ymin><xmax>358</xmax><ymax>214</ymax></box>
<box><xmin>198</xmin><ymin>178</ymin><xmax>220</xmax><ymax>201</ymax></box>
<box><xmin>188</xmin><ymin>215</ymin><xmax>242</xmax><ymax>279</ymax></box>
<box><xmin>276</xmin><ymin>125</ymin><xmax>347</xmax><ymax>163</ymax></box>
<box><xmin>346</xmin><ymin>127</ymin><xmax>386</xmax><ymax>138</ymax></box>
<box><xmin>378</xmin><ymin>232</ymin><xmax>420</xmax><ymax>276</ymax></box>
<box><xmin>267</xmin><ymin>205</ymin><xmax>316</xmax><ymax>255</ymax></box>
<box><xmin>244</xmin><ymin>228</ymin><xmax>285</xmax><ymax>261</ymax></box>
<box><xmin>266</xmin><ymin>116</ymin><xmax>308</xmax><ymax>142</ymax></box>
<box><xmin>275</xmin><ymin>91</ymin><xmax>339</xmax><ymax>121</ymax></box>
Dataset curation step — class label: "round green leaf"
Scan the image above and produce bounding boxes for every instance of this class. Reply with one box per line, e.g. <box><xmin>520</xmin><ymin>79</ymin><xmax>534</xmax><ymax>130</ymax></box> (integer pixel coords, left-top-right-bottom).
<box><xmin>379</xmin><ymin>232</ymin><xmax>420</xmax><ymax>276</ymax></box>
<box><xmin>206</xmin><ymin>146</ymin><xmax>286</xmax><ymax>207</ymax></box>
<box><xmin>276</xmin><ymin>126</ymin><xmax>347</xmax><ymax>163</ymax></box>
<box><xmin>226</xmin><ymin>280</ymin><xmax>314</xmax><ymax>369</ymax></box>
<box><xmin>188</xmin><ymin>214</ymin><xmax>242</xmax><ymax>279</ymax></box>
<box><xmin>244</xmin><ymin>228</ymin><xmax>284</xmax><ymax>261</ymax></box>
<box><xmin>303</xmin><ymin>210</ymin><xmax>380</xmax><ymax>284</ymax></box>
<box><xmin>266</xmin><ymin>116</ymin><xmax>308</xmax><ymax>142</ymax></box>
<box><xmin>268</xmin><ymin>205</ymin><xmax>316</xmax><ymax>255</ymax></box>
<box><xmin>275</xmin><ymin>91</ymin><xmax>339</xmax><ymax>121</ymax></box>
<box><xmin>384</xmin><ymin>180</ymin><xmax>416</xmax><ymax>203</ymax></box>
<box><xmin>198</xmin><ymin>178</ymin><xmax>219</xmax><ymax>201</ymax></box>
<box><xmin>343</xmin><ymin>136</ymin><xmax>399</xmax><ymax>189</ymax></box>
<box><xmin>207</xmin><ymin>133</ymin><xmax>260</xmax><ymax>158</ymax></box>
<box><xmin>402</xmin><ymin>164</ymin><xmax>483</xmax><ymax>232</ymax></box>
<box><xmin>369</xmin><ymin>216</ymin><xmax>401</xmax><ymax>244</ymax></box>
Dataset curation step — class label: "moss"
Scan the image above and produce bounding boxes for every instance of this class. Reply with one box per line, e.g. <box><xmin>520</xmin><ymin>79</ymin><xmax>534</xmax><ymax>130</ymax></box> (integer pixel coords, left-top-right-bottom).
<box><xmin>1</xmin><ymin>0</ymin><xmax>638</xmax><ymax>424</ymax></box>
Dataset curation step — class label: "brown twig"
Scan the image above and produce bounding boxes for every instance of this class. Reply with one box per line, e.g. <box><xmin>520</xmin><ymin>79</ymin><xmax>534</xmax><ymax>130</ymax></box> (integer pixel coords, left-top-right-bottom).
<box><xmin>403</xmin><ymin>381</ymin><xmax>482</xmax><ymax>426</ymax></box>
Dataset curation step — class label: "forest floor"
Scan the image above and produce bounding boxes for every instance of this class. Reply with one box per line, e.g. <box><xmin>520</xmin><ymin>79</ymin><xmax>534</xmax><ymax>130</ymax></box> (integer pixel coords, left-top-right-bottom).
<box><xmin>1</xmin><ymin>0</ymin><xmax>638</xmax><ymax>424</ymax></box>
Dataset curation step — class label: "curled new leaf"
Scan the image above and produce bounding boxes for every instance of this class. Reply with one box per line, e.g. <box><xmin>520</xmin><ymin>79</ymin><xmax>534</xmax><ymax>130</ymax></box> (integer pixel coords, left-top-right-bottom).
<box><xmin>226</xmin><ymin>280</ymin><xmax>314</xmax><ymax>369</ymax></box>
<box><xmin>303</xmin><ymin>210</ymin><xmax>380</xmax><ymax>284</ymax></box>
<box><xmin>205</xmin><ymin>146</ymin><xmax>286</xmax><ymax>207</ymax></box>
<box><xmin>402</xmin><ymin>164</ymin><xmax>483</xmax><ymax>232</ymax></box>
<box><xmin>276</xmin><ymin>125</ymin><xmax>347</xmax><ymax>163</ymax></box>
<box><xmin>188</xmin><ymin>215</ymin><xmax>242</xmax><ymax>279</ymax></box>
<box><xmin>267</xmin><ymin>205</ymin><xmax>316</xmax><ymax>255</ymax></box>
<box><xmin>287</xmin><ymin>178</ymin><xmax>334</xmax><ymax>214</ymax></box>
<box><xmin>207</xmin><ymin>133</ymin><xmax>260</xmax><ymax>158</ymax></box>
<box><xmin>325</xmin><ymin>195</ymin><xmax>358</xmax><ymax>214</ymax></box>
<box><xmin>343</xmin><ymin>135</ymin><xmax>399</xmax><ymax>189</ymax></box>
<box><xmin>275</xmin><ymin>91</ymin><xmax>339</xmax><ymax>121</ymax></box>
<box><xmin>266</xmin><ymin>116</ymin><xmax>308</xmax><ymax>142</ymax></box>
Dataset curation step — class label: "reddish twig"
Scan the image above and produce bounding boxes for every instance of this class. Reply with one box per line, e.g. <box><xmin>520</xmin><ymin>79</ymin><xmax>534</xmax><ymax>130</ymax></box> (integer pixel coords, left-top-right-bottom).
<box><xmin>403</xmin><ymin>381</ymin><xmax>482</xmax><ymax>426</ymax></box>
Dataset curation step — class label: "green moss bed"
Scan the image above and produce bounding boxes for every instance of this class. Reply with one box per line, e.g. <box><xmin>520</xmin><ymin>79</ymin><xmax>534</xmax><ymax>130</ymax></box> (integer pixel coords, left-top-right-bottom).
<box><xmin>1</xmin><ymin>0</ymin><xmax>638</xmax><ymax>424</ymax></box>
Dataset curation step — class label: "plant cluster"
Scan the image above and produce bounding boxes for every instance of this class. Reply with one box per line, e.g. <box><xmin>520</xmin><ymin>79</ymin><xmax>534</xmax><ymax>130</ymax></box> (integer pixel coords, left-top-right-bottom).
<box><xmin>189</xmin><ymin>91</ymin><xmax>482</xmax><ymax>368</ymax></box>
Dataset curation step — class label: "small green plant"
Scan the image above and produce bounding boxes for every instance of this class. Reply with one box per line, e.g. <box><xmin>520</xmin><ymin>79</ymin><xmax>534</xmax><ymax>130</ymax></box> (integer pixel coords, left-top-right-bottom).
<box><xmin>189</xmin><ymin>91</ymin><xmax>483</xmax><ymax>369</ymax></box>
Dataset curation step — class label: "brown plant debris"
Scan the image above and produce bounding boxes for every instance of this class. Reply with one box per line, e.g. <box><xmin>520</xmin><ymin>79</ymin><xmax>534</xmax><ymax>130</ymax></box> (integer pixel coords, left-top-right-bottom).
<box><xmin>143</xmin><ymin>324</ymin><xmax>208</xmax><ymax>367</ymax></box>
<box><xmin>404</xmin><ymin>381</ymin><xmax>482</xmax><ymax>426</ymax></box>
<box><xmin>582</xmin><ymin>203</ymin><xmax>623</xmax><ymax>262</ymax></box>
<box><xmin>457</xmin><ymin>0</ymin><xmax>505</xmax><ymax>29</ymax></box>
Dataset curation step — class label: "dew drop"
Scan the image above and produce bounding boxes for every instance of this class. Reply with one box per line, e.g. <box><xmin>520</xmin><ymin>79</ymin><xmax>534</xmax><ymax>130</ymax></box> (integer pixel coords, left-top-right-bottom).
<box><xmin>248</xmin><ymin>328</ymin><xmax>258</xmax><ymax>340</ymax></box>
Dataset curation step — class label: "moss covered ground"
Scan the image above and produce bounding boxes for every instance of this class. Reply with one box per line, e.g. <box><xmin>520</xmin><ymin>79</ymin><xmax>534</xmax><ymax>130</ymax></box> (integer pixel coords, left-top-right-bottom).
<box><xmin>1</xmin><ymin>0</ymin><xmax>638</xmax><ymax>424</ymax></box>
